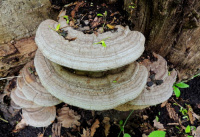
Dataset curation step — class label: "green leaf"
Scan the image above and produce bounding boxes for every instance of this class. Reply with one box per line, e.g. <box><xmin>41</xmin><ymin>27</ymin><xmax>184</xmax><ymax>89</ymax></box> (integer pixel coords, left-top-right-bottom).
<box><xmin>101</xmin><ymin>41</ymin><xmax>107</xmax><ymax>47</ymax></box>
<box><xmin>193</xmin><ymin>73</ymin><xmax>200</xmax><ymax>78</ymax></box>
<box><xmin>120</xmin><ymin>126</ymin><xmax>124</xmax><ymax>131</ymax></box>
<box><xmin>113</xmin><ymin>80</ymin><xmax>117</xmax><ymax>83</ymax></box>
<box><xmin>175</xmin><ymin>82</ymin><xmax>189</xmax><ymax>88</ymax></box>
<box><xmin>187</xmin><ymin>136</ymin><xmax>193</xmax><ymax>137</ymax></box>
<box><xmin>173</xmin><ymin>86</ymin><xmax>181</xmax><ymax>97</ymax></box>
<box><xmin>148</xmin><ymin>131</ymin><xmax>166</xmax><ymax>137</ymax></box>
<box><xmin>97</xmin><ymin>13</ymin><xmax>103</xmax><ymax>17</ymax></box>
<box><xmin>56</xmin><ymin>24</ymin><xmax>61</xmax><ymax>31</ymax></box>
<box><xmin>185</xmin><ymin>125</ymin><xmax>191</xmax><ymax>133</ymax></box>
<box><xmin>119</xmin><ymin>120</ymin><xmax>123</xmax><ymax>125</ymax></box>
<box><xmin>63</xmin><ymin>15</ymin><xmax>69</xmax><ymax>19</ymax></box>
<box><xmin>104</xmin><ymin>11</ymin><xmax>107</xmax><ymax>16</ymax></box>
<box><xmin>156</xmin><ymin>116</ymin><xmax>159</xmax><ymax>122</ymax></box>
<box><xmin>124</xmin><ymin>133</ymin><xmax>131</xmax><ymax>137</ymax></box>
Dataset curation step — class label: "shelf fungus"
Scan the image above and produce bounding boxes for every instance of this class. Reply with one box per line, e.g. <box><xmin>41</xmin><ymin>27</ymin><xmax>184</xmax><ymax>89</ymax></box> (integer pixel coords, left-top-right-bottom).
<box><xmin>115</xmin><ymin>53</ymin><xmax>177</xmax><ymax>111</ymax></box>
<box><xmin>10</xmin><ymin>61</ymin><xmax>58</xmax><ymax>127</ymax></box>
<box><xmin>18</xmin><ymin>61</ymin><xmax>61</xmax><ymax>106</ymax></box>
<box><xmin>34</xmin><ymin>50</ymin><xmax>148</xmax><ymax>110</ymax></box>
<box><xmin>22</xmin><ymin>106</ymin><xmax>56</xmax><ymax>127</ymax></box>
<box><xmin>35</xmin><ymin>19</ymin><xmax>145</xmax><ymax>71</ymax></box>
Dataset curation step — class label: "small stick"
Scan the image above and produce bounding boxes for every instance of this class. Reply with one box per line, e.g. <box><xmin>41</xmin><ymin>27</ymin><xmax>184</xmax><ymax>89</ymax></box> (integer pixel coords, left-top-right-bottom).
<box><xmin>0</xmin><ymin>76</ymin><xmax>22</xmax><ymax>81</ymax></box>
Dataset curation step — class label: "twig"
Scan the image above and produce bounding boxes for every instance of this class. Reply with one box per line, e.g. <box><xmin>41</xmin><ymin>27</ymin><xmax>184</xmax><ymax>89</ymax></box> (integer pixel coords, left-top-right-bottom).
<box><xmin>0</xmin><ymin>76</ymin><xmax>22</xmax><ymax>81</ymax></box>
<box><xmin>118</xmin><ymin>110</ymin><xmax>134</xmax><ymax>137</ymax></box>
<box><xmin>0</xmin><ymin>116</ymin><xmax>8</xmax><ymax>123</ymax></box>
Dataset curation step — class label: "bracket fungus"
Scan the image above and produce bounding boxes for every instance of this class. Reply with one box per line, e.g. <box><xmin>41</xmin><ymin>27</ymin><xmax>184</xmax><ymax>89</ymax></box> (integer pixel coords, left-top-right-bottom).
<box><xmin>34</xmin><ymin>50</ymin><xmax>148</xmax><ymax>110</ymax></box>
<box><xmin>18</xmin><ymin>61</ymin><xmax>61</xmax><ymax>106</ymax></box>
<box><xmin>8</xmin><ymin>12</ymin><xmax>178</xmax><ymax>127</ymax></box>
<box><xmin>35</xmin><ymin>19</ymin><xmax>145</xmax><ymax>71</ymax></box>
<box><xmin>10</xmin><ymin>61</ymin><xmax>58</xmax><ymax>127</ymax></box>
<box><xmin>115</xmin><ymin>53</ymin><xmax>177</xmax><ymax>111</ymax></box>
<box><xmin>22</xmin><ymin>106</ymin><xmax>56</xmax><ymax>127</ymax></box>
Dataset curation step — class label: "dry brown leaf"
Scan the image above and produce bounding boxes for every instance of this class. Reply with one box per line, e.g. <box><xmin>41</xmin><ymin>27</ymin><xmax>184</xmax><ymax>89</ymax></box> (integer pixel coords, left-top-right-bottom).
<box><xmin>103</xmin><ymin>117</ymin><xmax>110</xmax><ymax>137</ymax></box>
<box><xmin>166</xmin><ymin>103</ymin><xmax>179</xmax><ymax>121</ymax></box>
<box><xmin>193</xmin><ymin>112</ymin><xmax>200</xmax><ymax>120</ymax></box>
<box><xmin>193</xmin><ymin>126</ymin><xmax>200</xmax><ymax>137</ymax></box>
<box><xmin>153</xmin><ymin>119</ymin><xmax>164</xmax><ymax>129</ymax></box>
<box><xmin>37</xmin><ymin>133</ymin><xmax>44</xmax><ymax>137</ymax></box>
<box><xmin>187</xmin><ymin>105</ymin><xmax>195</xmax><ymax>125</ymax></box>
<box><xmin>71</xmin><ymin>1</ymin><xmax>85</xmax><ymax>18</ymax></box>
<box><xmin>143</xmin><ymin>115</ymin><xmax>149</xmax><ymax>120</ymax></box>
<box><xmin>13</xmin><ymin>118</ymin><xmax>28</xmax><ymax>133</ymax></box>
<box><xmin>161</xmin><ymin>101</ymin><xmax>168</xmax><ymax>108</ymax></box>
<box><xmin>81</xmin><ymin>128</ymin><xmax>90</xmax><ymax>137</ymax></box>
<box><xmin>57</xmin><ymin>107</ymin><xmax>81</xmax><ymax>128</ymax></box>
<box><xmin>52</xmin><ymin>123</ymin><xmax>61</xmax><ymax>137</ymax></box>
<box><xmin>91</xmin><ymin>119</ymin><xmax>100</xmax><ymax>137</ymax></box>
<box><xmin>106</xmin><ymin>24</ymin><xmax>115</xmax><ymax>29</ymax></box>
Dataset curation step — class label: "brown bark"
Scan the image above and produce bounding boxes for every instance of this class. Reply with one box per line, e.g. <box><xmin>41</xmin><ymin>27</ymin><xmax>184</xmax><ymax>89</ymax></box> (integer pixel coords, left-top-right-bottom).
<box><xmin>0</xmin><ymin>36</ymin><xmax>37</xmax><ymax>77</ymax></box>
<box><xmin>0</xmin><ymin>0</ymin><xmax>57</xmax><ymax>77</ymax></box>
<box><xmin>124</xmin><ymin>0</ymin><xmax>200</xmax><ymax>80</ymax></box>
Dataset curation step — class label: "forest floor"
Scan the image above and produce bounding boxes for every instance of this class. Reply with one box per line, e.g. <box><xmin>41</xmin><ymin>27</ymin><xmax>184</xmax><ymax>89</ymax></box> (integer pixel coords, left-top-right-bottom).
<box><xmin>0</xmin><ymin>76</ymin><xmax>200</xmax><ymax>137</ymax></box>
<box><xmin>0</xmin><ymin>1</ymin><xmax>200</xmax><ymax>137</ymax></box>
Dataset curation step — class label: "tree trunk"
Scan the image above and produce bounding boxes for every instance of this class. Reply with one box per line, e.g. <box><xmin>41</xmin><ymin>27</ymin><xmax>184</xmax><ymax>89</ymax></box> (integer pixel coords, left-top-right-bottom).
<box><xmin>0</xmin><ymin>0</ymin><xmax>57</xmax><ymax>77</ymax></box>
<box><xmin>124</xmin><ymin>0</ymin><xmax>200</xmax><ymax>80</ymax></box>
<box><xmin>0</xmin><ymin>0</ymin><xmax>199</xmax><ymax>81</ymax></box>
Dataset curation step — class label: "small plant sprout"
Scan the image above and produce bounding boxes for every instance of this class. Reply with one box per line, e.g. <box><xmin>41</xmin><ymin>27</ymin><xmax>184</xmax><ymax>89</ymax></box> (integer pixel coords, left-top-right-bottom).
<box><xmin>185</xmin><ymin>125</ymin><xmax>191</xmax><ymax>133</ymax></box>
<box><xmin>94</xmin><ymin>37</ymin><xmax>110</xmax><ymax>47</ymax></box>
<box><xmin>173</xmin><ymin>82</ymin><xmax>189</xmax><ymax>98</ymax></box>
<box><xmin>63</xmin><ymin>15</ymin><xmax>70</xmax><ymax>24</ymax></box>
<box><xmin>49</xmin><ymin>24</ymin><xmax>61</xmax><ymax>32</ymax></box>
<box><xmin>118</xmin><ymin>110</ymin><xmax>134</xmax><ymax>137</ymax></box>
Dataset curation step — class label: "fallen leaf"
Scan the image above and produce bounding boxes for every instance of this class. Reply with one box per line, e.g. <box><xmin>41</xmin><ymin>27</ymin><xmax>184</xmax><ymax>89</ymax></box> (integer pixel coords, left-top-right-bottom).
<box><xmin>103</xmin><ymin>117</ymin><xmax>110</xmax><ymax>136</ymax></box>
<box><xmin>153</xmin><ymin>119</ymin><xmax>164</xmax><ymax>129</ymax></box>
<box><xmin>71</xmin><ymin>1</ymin><xmax>85</xmax><ymax>18</ymax></box>
<box><xmin>187</xmin><ymin>105</ymin><xmax>195</xmax><ymax>125</ymax></box>
<box><xmin>193</xmin><ymin>126</ymin><xmax>200</xmax><ymax>137</ymax></box>
<box><xmin>161</xmin><ymin>101</ymin><xmax>167</xmax><ymax>108</ymax></box>
<box><xmin>37</xmin><ymin>133</ymin><xmax>44</xmax><ymax>137</ymax></box>
<box><xmin>166</xmin><ymin>103</ymin><xmax>179</xmax><ymax>121</ymax></box>
<box><xmin>57</xmin><ymin>107</ymin><xmax>81</xmax><ymax>128</ymax></box>
<box><xmin>91</xmin><ymin>119</ymin><xmax>100</xmax><ymax>137</ymax></box>
<box><xmin>13</xmin><ymin>118</ymin><xmax>28</xmax><ymax>133</ymax></box>
<box><xmin>143</xmin><ymin>115</ymin><xmax>149</xmax><ymax>120</ymax></box>
<box><xmin>106</xmin><ymin>24</ymin><xmax>115</xmax><ymax>29</ymax></box>
<box><xmin>52</xmin><ymin>123</ymin><xmax>61</xmax><ymax>137</ymax></box>
<box><xmin>81</xmin><ymin>128</ymin><xmax>90</xmax><ymax>137</ymax></box>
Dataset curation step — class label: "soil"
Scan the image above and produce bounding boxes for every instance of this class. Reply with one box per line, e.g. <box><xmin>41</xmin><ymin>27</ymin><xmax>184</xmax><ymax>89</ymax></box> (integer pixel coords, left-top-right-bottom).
<box><xmin>0</xmin><ymin>1</ymin><xmax>200</xmax><ymax>137</ymax></box>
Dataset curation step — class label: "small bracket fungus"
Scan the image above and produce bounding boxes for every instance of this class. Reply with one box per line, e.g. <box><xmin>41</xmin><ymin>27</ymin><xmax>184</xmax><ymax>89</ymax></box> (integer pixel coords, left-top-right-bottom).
<box><xmin>35</xmin><ymin>19</ymin><xmax>145</xmax><ymax>71</ymax></box>
<box><xmin>115</xmin><ymin>53</ymin><xmax>177</xmax><ymax>111</ymax></box>
<box><xmin>22</xmin><ymin>106</ymin><xmax>56</xmax><ymax>127</ymax></box>
<box><xmin>10</xmin><ymin>88</ymin><xmax>41</xmax><ymax>109</ymax></box>
<box><xmin>19</xmin><ymin>61</ymin><xmax>61</xmax><ymax>106</ymax></box>
<box><xmin>34</xmin><ymin>50</ymin><xmax>148</xmax><ymax>110</ymax></box>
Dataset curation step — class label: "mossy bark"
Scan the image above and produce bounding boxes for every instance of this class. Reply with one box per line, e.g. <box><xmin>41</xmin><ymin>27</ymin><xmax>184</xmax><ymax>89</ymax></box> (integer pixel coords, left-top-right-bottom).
<box><xmin>124</xmin><ymin>0</ymin><xmax>200</xmax><ymax>80</ymax></box>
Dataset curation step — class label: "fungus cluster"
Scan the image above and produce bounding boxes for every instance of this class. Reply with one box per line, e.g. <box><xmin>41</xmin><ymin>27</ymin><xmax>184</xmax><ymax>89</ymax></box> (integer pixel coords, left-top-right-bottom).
<box><xmin>10</xmin><ymin>12</ymin><xmax>177</xmax><ymax>127</ymax></box>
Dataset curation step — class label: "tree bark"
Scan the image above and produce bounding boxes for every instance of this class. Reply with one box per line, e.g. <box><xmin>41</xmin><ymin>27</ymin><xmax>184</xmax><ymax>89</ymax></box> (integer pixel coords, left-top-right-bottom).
<box><xmin>0</xmin><ymin>0</ymin><xmax>57</xmax><ymax>77</ymax></box>
<box><xmin>124</xmin><ymin>0</ymin><xmax>200</xmax><ymax>80</ymax></box>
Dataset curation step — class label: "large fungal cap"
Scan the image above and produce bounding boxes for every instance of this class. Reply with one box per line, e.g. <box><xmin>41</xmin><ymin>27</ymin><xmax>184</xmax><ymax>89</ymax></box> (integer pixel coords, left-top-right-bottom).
<box><xmin>19</xmin><ymin>61</ymin><xmax>61</xmax><ymax>106</ymax></box>
<box><xmin>10</xmin><ymin>88</ymin><xmax>41</xmax><ymax>108</ymax></box>
<box><xmin>22</xmin><ymin>106</ymin><xmax>56</xmax><ymax>127</ymax></box>
<box><xmin>34</xmin><ymin>50</ymin><xmax>148</xmax><ymax>110</ymax></box>
<box><xmin>35</xmin><ymin>19</ymin><xmax>145</xmax><ymax>71</ymax></box>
